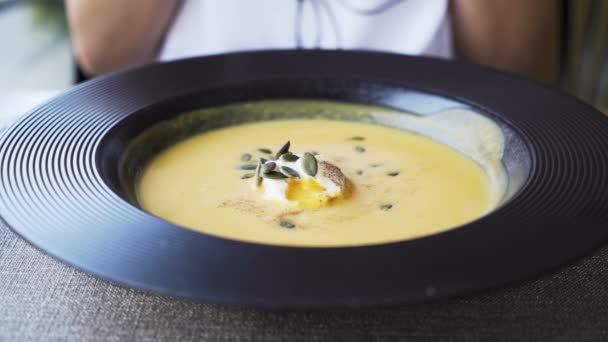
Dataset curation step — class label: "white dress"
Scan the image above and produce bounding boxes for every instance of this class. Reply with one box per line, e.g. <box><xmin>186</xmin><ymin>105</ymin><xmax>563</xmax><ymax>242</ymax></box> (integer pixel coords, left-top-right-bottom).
<box><xmin>159</xmin><ymin>0</ymin><xmax>453</xmax><ymax>61</ymax></box>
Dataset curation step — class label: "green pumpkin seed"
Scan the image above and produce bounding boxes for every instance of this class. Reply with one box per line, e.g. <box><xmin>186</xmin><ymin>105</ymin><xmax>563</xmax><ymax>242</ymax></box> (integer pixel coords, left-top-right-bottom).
<box><xmin>370</xmin><ymin>163</ymin><xmax>382</xmax><ymax>168</ymax></box>
<box><xmin>380</xmin><ymin>204</ymin><xmax>393</xmax><ymax>211</ymax></box>
<box><xmin>302</xmin><ymin>152</ymin><xmax>318</xmax><ymax>177</ymax></box>
<box><xmin>255</xmin><ymin>162</ymin><xmax>263</xmax><ymax>186</ymax></box>
<box><xmin>257</xmin><ymin>148</ymin><xmax>272</xmax><ymax>155</ymax></box>
<box><xmin>279</xmin><ymin>220</ymin><xmax>296</xmax><ymax>229</ymax></box>
<box><xmin>355</xmin><ymin>146</ymin><xmax>365</xmax><ymax>153</ymax></box>
<box><xmin>263</xmin><ymin>171</ymin><xmax>288</xmax><ymax>179</ymax></box>
<box><xmin>240</xmin><ymin>164</ymin><xmax>257</xmax><ymax>170</ymax></box>
<box><xmin>281</xmin><ymin>153</ymin><xmax>299</xmax><ymax>162</ymax></box>
<box><xmin>281</xmin><ymin>166</ymin><xmax>300</xmax><ymax>178</ymax></box>
<box><xmin>241</xmin><ymin>173</ymin><xmax>255</xmax><ymax>180</ymax></box>
<box><xmin>262</xmin><ymin>161</ymin><xmax>276</xmax><ymax>173</ymax></box>
<box><xmin>275</xmin><ymin>141</ymin><xmax>291</xmax><ymax>159</ymax></box>
<box><xmin>387</xmin><ymin>171</ymin><xmax>400</xmax><ymax>177</ymax></box>
<box><xmin>241</xmin><ymin>153</ymin><xmax>252</xmax><ymax>162</ymax></box>
<box><xmin>356</xmin><ymin>169</ymin><xmax>363</xmax><ymax>175</ymax></box>
<box><xmin>350</xmin><ymin>136</ymin><xmax>365</xmax><ymax>141</ymax></box>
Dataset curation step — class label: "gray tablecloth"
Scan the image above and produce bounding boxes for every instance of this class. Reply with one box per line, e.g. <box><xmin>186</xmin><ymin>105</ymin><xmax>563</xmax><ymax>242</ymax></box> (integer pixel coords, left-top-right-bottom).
<box><xmin>1</xmin><ymin>218</ymin><xmax>608</xmax><ymax>341</ymax></box>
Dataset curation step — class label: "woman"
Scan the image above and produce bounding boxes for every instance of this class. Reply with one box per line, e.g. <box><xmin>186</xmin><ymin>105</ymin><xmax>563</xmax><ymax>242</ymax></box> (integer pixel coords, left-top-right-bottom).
<box><xmin>66</xmin><ymin>0</ymin><xmax>560</xmax><ymax>83</ymax></box>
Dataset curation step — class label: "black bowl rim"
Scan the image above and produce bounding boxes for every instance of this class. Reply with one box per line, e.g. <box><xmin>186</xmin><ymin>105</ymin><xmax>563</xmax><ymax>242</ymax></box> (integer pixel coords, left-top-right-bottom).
<box><xmin>1</xmin><ymin>50</ymin><xmax>608</xmax><ymax>309</ymax></box>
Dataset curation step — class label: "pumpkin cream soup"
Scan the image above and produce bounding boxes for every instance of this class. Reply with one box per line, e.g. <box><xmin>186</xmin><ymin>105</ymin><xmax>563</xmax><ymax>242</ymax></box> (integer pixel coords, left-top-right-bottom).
<box><xmin>137</xmin><ymin>119</ymin><xmax>498</xmax><ymax>247</ymax></box>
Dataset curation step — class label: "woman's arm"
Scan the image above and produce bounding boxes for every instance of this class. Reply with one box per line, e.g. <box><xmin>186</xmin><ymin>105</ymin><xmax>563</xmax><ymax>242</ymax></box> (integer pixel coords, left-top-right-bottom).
<box><xmin>451</xmin><ymin>0</ymin><xmax>561</xmax><ymax>84</ymax></box>
<box><xmin>66</xmin><ymin>0</ymin><xmax>181</xmax><ymax>76</ymax></box>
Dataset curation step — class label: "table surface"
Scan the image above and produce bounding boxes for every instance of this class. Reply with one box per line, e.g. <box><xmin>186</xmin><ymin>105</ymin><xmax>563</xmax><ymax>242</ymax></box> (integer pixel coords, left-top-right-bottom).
<box><xmin>1</xmin><ymin>92</ymin><xmax>608</xmax><ymax>341</ymax></box>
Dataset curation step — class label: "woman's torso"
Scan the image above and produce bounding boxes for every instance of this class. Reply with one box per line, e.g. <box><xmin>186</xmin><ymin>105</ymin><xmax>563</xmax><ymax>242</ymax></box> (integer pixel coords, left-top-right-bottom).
<box><xmin>159</xmin><ymin>0</ymin><xmax>453</xmax><ymax>61</ymax></box>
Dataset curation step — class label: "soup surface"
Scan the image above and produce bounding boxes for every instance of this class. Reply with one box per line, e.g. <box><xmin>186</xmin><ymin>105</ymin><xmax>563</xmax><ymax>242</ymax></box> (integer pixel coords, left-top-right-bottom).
<box><xmin>137</xmin><ymin>118</ymin><xmax>501</xmax><ymax>247</ymax></box>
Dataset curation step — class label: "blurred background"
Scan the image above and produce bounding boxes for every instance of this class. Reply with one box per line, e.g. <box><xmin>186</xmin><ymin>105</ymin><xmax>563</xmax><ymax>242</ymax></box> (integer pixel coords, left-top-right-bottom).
<box><xmin>0</xmin><ymin>0</ymin><xmax>606</xmax><ymax>112</ymax></box>
<box><xmin>0</xmin><ymin>0</ymin><xmax>71</xmax><ymax>90</ymax></box>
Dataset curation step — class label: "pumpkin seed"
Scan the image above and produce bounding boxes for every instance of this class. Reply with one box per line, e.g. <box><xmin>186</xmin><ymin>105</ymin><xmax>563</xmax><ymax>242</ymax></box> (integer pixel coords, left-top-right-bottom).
<box><xmin>356</xmin><ymin>169</ymin><xmax>363</xmax><ymax>175</ymax></box>
<box><xmin>370</xmin><ymin>163</ymin><xmax>382</xmax><ymax>168</ymax></box>
<box><xmin>240</xmin><ymin>164</ymin><xmax>257</xmax><ymax>170</ymax></box>
<box><xmin>262</xmin><ymin>161</ymin><xmax>276</xmax><ymax>173</ymax></box>
<box><xmin>255</xmin><ymin>162</ymin><xmax>263</xmax><ymax>186</ymax></box>
<box><xmin>302</xmin><ymin>152</ymin><xmax>318</xmax><ymax>177</ymax></box>
<box><xmin>355</xmin><ymin>146</ymin><xmax>365</xmax><ymax>153</ymax></box>
<box><xmin>387</xmin><ymin>171</ymin><xmax>400</xmax><ymax>177</ymax></box>
<box><xmin>280</xmin><ymin>153</ymin><xmax>299</xmax><ymax>162</ymax></box>
<box><xmin>380</xmin><ymin>204</ymin><xmax>393</xmax><ymax>211</ymax></box>
<box><xmin>281</xmin><ymin>166</ymin><xmax>300</xmax><ymax>178</ymax></box>
<box><xmin>257</xmin><ymin>148</ymin><xmax>272</xmax><ymax>155</ymax></box>
<box><xmin>279</xmin><ymin>220</ymin><xmax>296</xmax><ymax>229</ymax></box>
<box><xmin>240</xmin><ymin>153</ymin><xmax>252</xmax><ymax>162</ymax></box>
<box><xmin>350</xmin><ymin>136</ymin><xmax>365</xmax><ymax>141</ymax></box>
<box><xmin>241</xmin><ymin>173</ymin><xmax>255</xmax><ymax>180</ymax></box>
<box><xmin>262</xmin><ymin>171</ymin><xmax>288</xmax><ymax>179</ymax></box>
<box><xmin>275</xmin><ymin>141</ymin><xmax>291</xmax><ymax>159</ymax></box>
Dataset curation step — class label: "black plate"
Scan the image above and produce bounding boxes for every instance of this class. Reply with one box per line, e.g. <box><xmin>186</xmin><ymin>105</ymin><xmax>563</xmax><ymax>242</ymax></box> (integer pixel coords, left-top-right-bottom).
<box><xmin>1</xmin><ymin>50</ymin><xmax>608</xmax><ymax>309</ymax></box>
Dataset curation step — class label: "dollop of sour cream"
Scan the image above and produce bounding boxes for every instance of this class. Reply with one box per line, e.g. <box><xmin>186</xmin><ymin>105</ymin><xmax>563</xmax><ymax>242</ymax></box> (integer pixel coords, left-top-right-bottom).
<box><xmin>256</xmin><ymin>153</ymin><xmax>348</xmax><ymax>207</ymax></box>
